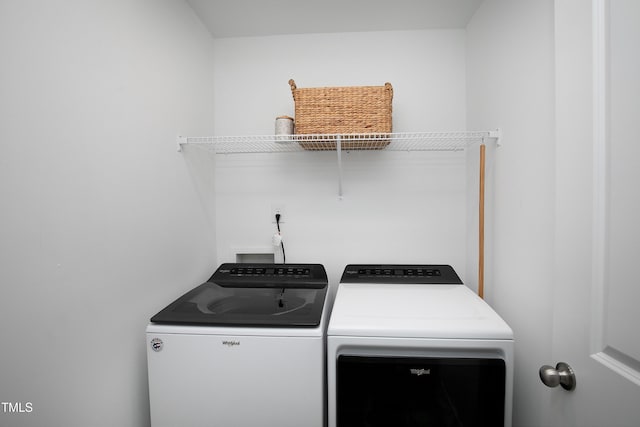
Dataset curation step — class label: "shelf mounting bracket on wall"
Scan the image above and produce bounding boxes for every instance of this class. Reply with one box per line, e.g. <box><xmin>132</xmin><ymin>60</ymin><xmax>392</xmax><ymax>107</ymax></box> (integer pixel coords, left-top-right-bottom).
<box><xmin>336</xmin><ymin>135</ymin><xmax>344</xmax><ymax>199</ymax></box>
<box><xmin>488</xmin><ymin>128</ymin><xmax>502</xmax><ymax>147</ymax></box>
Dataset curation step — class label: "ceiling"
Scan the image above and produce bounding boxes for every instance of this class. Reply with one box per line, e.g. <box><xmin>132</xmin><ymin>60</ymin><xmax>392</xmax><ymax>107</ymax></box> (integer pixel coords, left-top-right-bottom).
<box><xmin>186</xmin><ymin>0</ymin><xmax>485</xmax><ymax>38</ymax></box>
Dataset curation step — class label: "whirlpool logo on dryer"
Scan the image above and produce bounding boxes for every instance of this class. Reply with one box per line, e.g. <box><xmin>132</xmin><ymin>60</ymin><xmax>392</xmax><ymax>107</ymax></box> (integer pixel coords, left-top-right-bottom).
<box><xmin>410</xmin><ymin>368</ymin><xmax>431</xmax><ymax>376</ymax></box>
<box><xmin>222</xmin><ymin>340</ymin><xmax>240</xmax><ymax>347</ymax></box>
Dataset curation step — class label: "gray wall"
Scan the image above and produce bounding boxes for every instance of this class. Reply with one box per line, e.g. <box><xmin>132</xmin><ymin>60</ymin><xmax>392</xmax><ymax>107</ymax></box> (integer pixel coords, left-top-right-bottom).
<box><xmin>212</xmin><ymin>30</ymin><xmax>473</xmax><ymax>292</ymax></box>
<box><xmin>467</xmin><ymin>1</ymin><xmax>556</xmax><ymax>426</ymax></box>
<box><xmin>0</xmin><ymin>1</ymin><xmax>216</xmax><ymax>426</ymax></box>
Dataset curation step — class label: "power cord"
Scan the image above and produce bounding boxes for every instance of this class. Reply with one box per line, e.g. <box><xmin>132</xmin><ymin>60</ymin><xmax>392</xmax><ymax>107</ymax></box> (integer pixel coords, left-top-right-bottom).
<box><xmin>274</xmin><ymin>213</ymin><xmax>287</xmax><ymax>308</ymax></box>
<box><xmin>275</xmin><ymin>213</ymin><xmax>286</xmax><ymax>264</ymax></box>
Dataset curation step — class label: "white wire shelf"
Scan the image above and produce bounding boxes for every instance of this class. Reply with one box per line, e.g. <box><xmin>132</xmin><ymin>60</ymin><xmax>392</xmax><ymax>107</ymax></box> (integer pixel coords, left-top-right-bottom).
<box><xmin>177</xmin><ymin>130</ymin><xmax>501</xmax><ymax>154</ymax></box>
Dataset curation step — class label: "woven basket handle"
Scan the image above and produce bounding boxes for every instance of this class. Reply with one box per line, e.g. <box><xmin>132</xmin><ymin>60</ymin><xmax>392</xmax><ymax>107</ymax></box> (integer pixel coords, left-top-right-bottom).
<box><xmin>289</xmin><ymin>79</ymin><xmax>297</xmax><ymax>94</ymax></box>
<box><xmin>385</xmin><ymin>82</ymin><xmax>393</xmax><ymax>100</ymax></box>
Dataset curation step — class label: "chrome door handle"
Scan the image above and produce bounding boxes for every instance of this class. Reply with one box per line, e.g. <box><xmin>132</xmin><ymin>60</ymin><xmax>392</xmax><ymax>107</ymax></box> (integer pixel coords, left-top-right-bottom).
<box><xmin>539</xmin><ymin>362</ymin><xmax>576</xmax><ymax>391</ymax></box>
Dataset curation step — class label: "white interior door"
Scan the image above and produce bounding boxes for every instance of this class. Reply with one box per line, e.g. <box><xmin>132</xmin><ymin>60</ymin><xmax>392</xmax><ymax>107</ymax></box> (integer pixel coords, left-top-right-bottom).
<box><xmin>549</xmin><ymin>1</ymin><xmax>640</xmax><ymax>426</ymax></box>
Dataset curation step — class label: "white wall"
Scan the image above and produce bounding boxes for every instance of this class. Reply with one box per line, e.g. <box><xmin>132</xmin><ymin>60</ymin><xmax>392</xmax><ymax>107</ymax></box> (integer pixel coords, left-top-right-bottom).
<box><xmin>213</xmin><ymin>30</ymin><xmax>467</xmax><ymax>135</ymax></box>
<box><xmin>0</xmin><ymin>1</ymin><xmax>215</xmax><ymax>426</ymax></box>
<box><xmin>212</xmin><ymin>30</ymin><xmax>475</xmax><ymax>290</ymax></box>
<box><xmin>466</xmin><ymin>1</ymin><xmax>556</xmax><ymax>426</ymax></box>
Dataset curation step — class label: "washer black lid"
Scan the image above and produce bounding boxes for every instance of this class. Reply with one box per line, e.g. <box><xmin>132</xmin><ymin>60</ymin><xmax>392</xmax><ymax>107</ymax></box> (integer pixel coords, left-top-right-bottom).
<box><xmin>150</xmin><ymin>263</ymin><xmax>328</xmax><ymax>327</ymax></box>
<box><xmin>340</xmin><ymin>264</ymin><xmax>463</xmax><ymax>284</ymax></box>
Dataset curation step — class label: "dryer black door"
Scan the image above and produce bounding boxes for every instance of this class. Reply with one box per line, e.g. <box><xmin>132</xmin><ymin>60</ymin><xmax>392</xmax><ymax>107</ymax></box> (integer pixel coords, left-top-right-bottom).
<box><xmin>337</xmin><ymin>356</ymin><xmax>505</xmax><ymax>427</ymax></box>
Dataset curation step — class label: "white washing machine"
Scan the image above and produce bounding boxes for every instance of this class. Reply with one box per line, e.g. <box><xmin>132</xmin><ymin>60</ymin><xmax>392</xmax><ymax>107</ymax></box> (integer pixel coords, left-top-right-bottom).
<box><xmin>146</xmin><ymin>263</ymin><xmax>329</xmax><ymax>427</ymax></box>
<box><xmin>327</xmin><ymin>264</ymin><xmax>514</xmax><ymax>427</ymax></box>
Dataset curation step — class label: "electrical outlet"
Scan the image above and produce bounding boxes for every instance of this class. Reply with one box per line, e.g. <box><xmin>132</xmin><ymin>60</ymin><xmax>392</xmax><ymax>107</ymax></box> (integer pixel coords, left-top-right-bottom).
<box><xmin>271</xmin><ymin>204</ymin><xmax>285</xmax><ymax>223</ymax></box>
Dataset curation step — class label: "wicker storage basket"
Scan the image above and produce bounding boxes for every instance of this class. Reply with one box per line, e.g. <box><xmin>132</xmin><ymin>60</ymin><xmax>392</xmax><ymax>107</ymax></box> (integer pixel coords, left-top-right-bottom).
<box><xmin>289</xmin><ymin>79</ymin><xmax>393</xmax><ymax>150</ymax></box>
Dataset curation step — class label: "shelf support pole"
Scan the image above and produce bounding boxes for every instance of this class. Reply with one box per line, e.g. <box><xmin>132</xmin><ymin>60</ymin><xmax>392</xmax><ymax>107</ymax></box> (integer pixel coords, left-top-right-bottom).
<box><xmin>478</xmin><ymin>142</ymin><xmax>486</xmax><ymax>299</ymax></box>
<box><xmin>337</xmin><ymin>135</ymin><xmax>344</xmax><ymax>199</ymax></box>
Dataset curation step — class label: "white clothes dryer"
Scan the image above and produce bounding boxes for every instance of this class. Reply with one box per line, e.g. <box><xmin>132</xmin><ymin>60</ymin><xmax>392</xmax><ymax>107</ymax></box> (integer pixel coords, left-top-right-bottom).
<box><xmin>327</xmin><ymin>264</ymin><xmax>514</xmax><ymax>427</ymax></box>
<box><xmin>147</xmin><ymin>263</ymin><xmax>329</xmax><ymax>427</ymax></box>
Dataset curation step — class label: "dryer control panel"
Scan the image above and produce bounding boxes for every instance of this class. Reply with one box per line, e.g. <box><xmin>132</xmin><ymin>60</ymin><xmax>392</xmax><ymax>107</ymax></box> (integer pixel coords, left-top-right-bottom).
<box><xmin>340</xmin><ymin>264</ymin><xmax>462</xmax><ymax>284</ymax></box>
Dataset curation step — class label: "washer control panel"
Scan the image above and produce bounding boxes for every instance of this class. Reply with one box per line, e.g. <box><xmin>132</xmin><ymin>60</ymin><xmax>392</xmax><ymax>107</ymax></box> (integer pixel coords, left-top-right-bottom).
<box><xmin>212</xmin><ymin>263</ymin><xmax>327</xmax><ymax>288</ymax></box>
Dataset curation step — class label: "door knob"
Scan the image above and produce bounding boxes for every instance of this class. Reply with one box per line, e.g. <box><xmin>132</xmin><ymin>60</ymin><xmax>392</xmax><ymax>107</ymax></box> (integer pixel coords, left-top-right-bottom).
<box><xmin>539</xmin><ymin>362</ymin><xmax>576</xmax><ymax>391</ymax></box>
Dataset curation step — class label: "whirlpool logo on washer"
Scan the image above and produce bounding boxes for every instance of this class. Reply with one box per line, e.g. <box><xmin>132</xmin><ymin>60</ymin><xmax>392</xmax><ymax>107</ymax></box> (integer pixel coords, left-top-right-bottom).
<box><xmin>222</xmin><ymin>340</ymin><xmax>240</xmax><ymax>347</ymax></box>
<box><xmin>410</xmin><ymin>368</ymin><xmax>431</xmax><ymax>376</ymax></box>
<box><xmin>150</xmin><ymin>338</ymin><xmax>163</xmax><ymax>352</ymax></box>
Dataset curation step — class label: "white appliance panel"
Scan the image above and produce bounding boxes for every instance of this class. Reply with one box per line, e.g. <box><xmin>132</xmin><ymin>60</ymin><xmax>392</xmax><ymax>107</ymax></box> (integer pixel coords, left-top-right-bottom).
<box><xmin>147</xmin><ymin>332</ymin><xmax>324</xmax><ymax>427</ymax></box>
<box><xmin>328</xmin><ymin>283</ymin><xmax>513</xmax><ymax>339</ymax></box>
